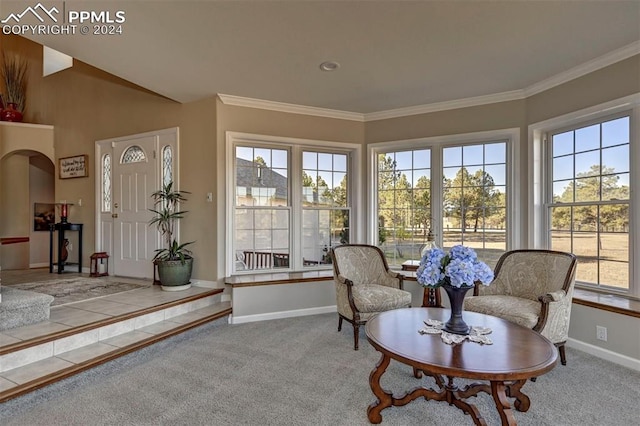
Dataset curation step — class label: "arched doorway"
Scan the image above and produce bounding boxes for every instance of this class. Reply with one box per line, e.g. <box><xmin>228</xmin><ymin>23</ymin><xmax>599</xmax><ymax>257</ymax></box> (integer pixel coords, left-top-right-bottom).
<box><xmin>0</xmin><ymin>150</ymin><xmax>55</xmax><ymax>270</ymax></box>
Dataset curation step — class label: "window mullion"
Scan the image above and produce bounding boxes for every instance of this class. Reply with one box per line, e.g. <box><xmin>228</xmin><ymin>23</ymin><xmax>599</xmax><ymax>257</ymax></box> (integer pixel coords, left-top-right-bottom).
<box><xmin>291</xmin><ymin>145</ymin><xmax>302</xmax><ymax>270</ymax></box>
<box><xmin>431</xmin><ymin>147</ymin><xmax>443</xmax><ymax>245</ymax></box>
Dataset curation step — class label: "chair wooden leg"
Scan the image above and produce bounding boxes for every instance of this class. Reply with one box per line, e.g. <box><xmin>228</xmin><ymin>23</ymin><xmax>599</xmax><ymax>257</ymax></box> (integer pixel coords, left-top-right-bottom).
<box><xmin>558</xmin><ymin>343</ymin><xmax>567</xmax><ymax>365</ymax></box>
<box><xmin>338</xmin><ymin>316</ymin><xmax>343</xmax><ymax>332</ymax></box>
<box><xmin>353</xmin><ymin>323</ymin><xmax>360</xmax><ymax>350</ymax></box>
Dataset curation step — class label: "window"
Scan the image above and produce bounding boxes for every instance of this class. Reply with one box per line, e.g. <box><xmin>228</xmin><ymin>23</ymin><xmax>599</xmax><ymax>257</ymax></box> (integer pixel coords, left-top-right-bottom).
<box><xmin>162</xmin><ymin>145</ymin><xmax>173</xmax><ymax>186</ymax></box>
<box><xmin>370</xmin><ymin>129</ymin><xmax>518</xmax><ymax>269</ymax></box>
<box><xmin>548</xmin><ymin>115</ymin><xmax>630</xmax><ymax>291</ymax></box>
<box><xmin>531</xmin><ymin>94</ymin><xmax>639</xmax><ymax>298</ymax></box>
<box><xmin>121</xmin><ymin>145</ymin><xmax>146</xmax><ymax>163</ymax></box>
<box><xmin>442</xmin><ymin>142</ymin><xmax>507</xmax><ymax>268</ymax></box>
<box><xmin>234</xmin><ymin>146</ymin><xmax>290</xmax><ymax>271</ymax></box>
<box><xmin>228</xmin><ymin>133</ymin><xmax>357</xmax><ymax>275</ymax></box>
<box><xmin>302</xmin><ymin>151</ymin><xmax>349</xmax><ymax>266</ymax></box>
<box><xmin>377</xmin><ymin>149</ymin><xmax>432</xmax><ymax>264</ymax></box>
<box><xmin>101</xmin><ymin>154</ymin><xmax>111</xmax><ymax>212</ymax></box>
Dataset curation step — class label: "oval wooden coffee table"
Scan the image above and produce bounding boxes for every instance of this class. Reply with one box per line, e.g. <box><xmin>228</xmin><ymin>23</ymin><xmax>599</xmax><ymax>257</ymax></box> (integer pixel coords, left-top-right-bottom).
<box><xmin>366</xmin><ymin>307</ymin><xmax>558</xmax><ymax>425</ymax></box>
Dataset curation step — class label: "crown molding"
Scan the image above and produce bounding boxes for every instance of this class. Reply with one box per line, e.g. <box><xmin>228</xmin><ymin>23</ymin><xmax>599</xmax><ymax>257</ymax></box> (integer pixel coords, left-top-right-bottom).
<box><xmin>363</xmin><ymin>90</ymin><xmax>526</xmax><ymax>122</ymax></box>
<box><xmin>217</xmin><ymin>94</ymin><xmax>364</xmax><ymax>122</ymax></box>
<box><xmin>524</xmin><ymin>40</ymin><xmax>640</xmax><ymax>98</ymax></box>
<box><xmin>219</xmin><ymin>42</ymin><xmax>640</xmax><ymax>123</ymax></box>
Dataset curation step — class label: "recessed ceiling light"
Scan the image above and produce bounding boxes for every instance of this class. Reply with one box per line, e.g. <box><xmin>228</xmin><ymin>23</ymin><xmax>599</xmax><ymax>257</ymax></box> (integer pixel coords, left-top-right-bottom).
<box><xmin>319</xmin><ymin>61</ymin><xmax>340</xmax><ymax>72</ymax></box>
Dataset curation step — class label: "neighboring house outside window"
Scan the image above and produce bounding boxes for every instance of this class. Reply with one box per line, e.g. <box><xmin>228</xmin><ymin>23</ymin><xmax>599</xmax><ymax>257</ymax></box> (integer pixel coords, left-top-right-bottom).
<box><xmin>530</xmin><ymin>94</ymin><xmax>639</xmax><ymax>298</ymax></box>
<box><xmin>228</xmin><ymin>133</ymin><xmax>358</xmax><ymax>275</ymax></box>
<box><xmin>369</xmin><ymin>129</ymin><xmax>520</xmax><ymax>270</ymax></box>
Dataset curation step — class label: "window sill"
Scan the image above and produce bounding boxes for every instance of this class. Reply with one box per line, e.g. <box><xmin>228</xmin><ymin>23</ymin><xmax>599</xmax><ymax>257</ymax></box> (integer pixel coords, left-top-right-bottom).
<box><xmin>224</xmin><ymin>270</ymin><xmax>334</xmax><ymax>288</ymax></box>
<box><xmin>573</xmin><ymin>288</ymin><xmax>640</xmax><ymax>319</ymax></box>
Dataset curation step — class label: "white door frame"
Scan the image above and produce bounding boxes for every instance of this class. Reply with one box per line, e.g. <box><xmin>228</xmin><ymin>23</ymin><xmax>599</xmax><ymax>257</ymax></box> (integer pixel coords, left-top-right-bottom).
<box><xmin>94</xmin><ymin>127</ymin><xmax>179</xmax><ymax>277</ymax></box>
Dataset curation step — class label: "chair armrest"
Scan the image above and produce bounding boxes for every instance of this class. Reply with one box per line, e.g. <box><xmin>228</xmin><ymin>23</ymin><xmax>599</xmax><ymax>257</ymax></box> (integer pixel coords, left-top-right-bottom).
<box><xmin>539</xmin><ymin>290</ymin><xmax>566</xmax><ymax>303</ymax></box>
<box><xmin>380</xmin><ymin>270</ymin><xmax>404</xmax><ymax>289</ymax></box>
<box><xmin>336</xmin><ymin>274</ymin><xmax>353</xmax><ymax>287</ymax></box>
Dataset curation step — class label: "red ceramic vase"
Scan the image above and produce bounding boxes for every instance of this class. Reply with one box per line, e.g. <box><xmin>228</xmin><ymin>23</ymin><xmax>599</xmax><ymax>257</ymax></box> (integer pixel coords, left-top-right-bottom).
<box><xmin>1</xmin><ymin>103</ymin><xmax>24</xmax><ymax>122</ymax></box>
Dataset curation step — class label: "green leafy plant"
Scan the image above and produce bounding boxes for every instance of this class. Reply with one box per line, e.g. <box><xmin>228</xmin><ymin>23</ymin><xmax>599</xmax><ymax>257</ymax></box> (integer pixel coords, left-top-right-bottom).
<box><xmin>1</xmin><ymin>52</ymin><xmax>28</xmax><ymax>112</ymax></box>
<box><xmin>149</xmin><ymin>181</ymin><xmax>194</xmax><ymax>262</ymax></box>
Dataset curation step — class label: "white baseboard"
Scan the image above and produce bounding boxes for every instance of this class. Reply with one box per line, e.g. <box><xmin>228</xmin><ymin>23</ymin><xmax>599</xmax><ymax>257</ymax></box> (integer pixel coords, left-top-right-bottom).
<box><xmin>567</xmin><ymin>338</ymin><xmax>640</xmax><ymax>372</ymax></box>
<box><xmin>229</xmin><ymin>305</ymin><xmax>337</xmax><ymax>324</ymax></box>
<box><xmin>29</xmin><ymin>263</ymin><xmax>49</xmax><ymax>268</ymax></box>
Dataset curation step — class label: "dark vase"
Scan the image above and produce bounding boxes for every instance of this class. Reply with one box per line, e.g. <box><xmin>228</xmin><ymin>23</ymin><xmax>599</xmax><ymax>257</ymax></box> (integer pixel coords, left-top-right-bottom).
<box><xmin>60</xmin><ymin>239</ymin><xmax>69</xmax><ymax>262</ymax></box>
<box><xmin>442</xmin><ymin>283</ymin><xmax>473</xmax><ymax>335</ymax></box>
<box><xmin>1</xmin><ymin>103</ymin><xmax>23</xmax><ymax>122</ymax></box>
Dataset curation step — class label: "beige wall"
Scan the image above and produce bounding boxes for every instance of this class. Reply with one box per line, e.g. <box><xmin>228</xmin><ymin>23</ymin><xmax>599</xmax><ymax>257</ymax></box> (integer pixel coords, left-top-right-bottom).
<box><xmin>0</xmin><ymin>153</ymin><xmax>30</xmax><ymax>269</ymax></box>
<box><xmin>526</xmin><ymin>56</ymin><xmax>640</xmax><ymax>125</ymax></box>
<box><xmin>29</xmin><ymin>157</ymin><xmax>55</xmax><ymax>266</ymax></box>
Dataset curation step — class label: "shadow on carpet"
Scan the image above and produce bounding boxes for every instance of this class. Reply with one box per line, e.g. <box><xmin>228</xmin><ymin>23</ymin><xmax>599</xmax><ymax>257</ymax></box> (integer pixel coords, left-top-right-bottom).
<box><xmin>7</xmin><ymin>278</ymin><xmax>148</xmax><ymax>306</ymax></box>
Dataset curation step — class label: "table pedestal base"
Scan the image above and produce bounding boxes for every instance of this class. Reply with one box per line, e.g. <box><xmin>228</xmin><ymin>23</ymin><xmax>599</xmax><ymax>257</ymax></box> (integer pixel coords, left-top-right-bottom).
<box><xmin>367</xmin><ymin>353</ymin><xmax>530</xmax><ymax>425</ymax></box>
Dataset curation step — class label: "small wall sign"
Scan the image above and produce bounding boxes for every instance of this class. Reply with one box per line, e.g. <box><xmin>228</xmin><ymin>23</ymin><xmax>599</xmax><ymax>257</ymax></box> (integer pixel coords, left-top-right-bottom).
<box><xmin>59</xmin><ymin>155</ymin><xmax>88</xmax><ymax>179</ymax></box>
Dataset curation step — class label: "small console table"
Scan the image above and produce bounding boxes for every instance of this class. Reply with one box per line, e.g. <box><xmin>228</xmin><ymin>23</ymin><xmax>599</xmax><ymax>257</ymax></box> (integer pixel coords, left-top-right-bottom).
<box><xmin>49</xmin><ymin>222</ymin><xmax>83</xmax><ymax>274</ymax></box>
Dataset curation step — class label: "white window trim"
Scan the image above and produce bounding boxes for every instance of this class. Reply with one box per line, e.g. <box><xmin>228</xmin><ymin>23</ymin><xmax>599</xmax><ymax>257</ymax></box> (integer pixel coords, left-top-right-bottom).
<box><xmin>367</xmin><ymin>128</ymin><xmax>521</xmax><ymax>250</ymax></box>
<box><xmin>528</xmin><ymin>93</ymin><xmax>640</xmax><ymax>297</ymax></box>
<box><xmin>225</xmin><ymin>131</ymin><xmax>362</xmax><ymax>277</ymax></box>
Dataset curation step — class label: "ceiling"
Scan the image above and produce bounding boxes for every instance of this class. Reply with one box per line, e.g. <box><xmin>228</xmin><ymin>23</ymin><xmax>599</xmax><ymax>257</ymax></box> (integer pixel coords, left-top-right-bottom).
<box><xmin>4</xmin><ymin>1</ymin><xmax>640</xmax><ymax>114</ymax></box>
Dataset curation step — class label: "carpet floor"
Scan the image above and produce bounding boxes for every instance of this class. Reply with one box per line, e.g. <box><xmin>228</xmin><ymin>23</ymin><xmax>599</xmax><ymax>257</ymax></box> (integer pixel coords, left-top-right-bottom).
<box><xmin>0</xmin><ymin>313</ymin><xmax>638</xmax><ymax>425</ymax></box>
<box><xmin>7</xmin><ymin>278</ymin><xmax>148</xmax><ymax>306</ymax></box>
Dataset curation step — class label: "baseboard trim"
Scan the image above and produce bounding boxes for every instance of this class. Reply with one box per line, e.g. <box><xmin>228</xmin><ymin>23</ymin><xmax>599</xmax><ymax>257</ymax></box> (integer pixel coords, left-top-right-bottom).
<box><xmin>567</xmin><ymin>338</ymin><xmax>640</xmax><ymax>372</ymax></box>
<box><xmin>29</xmin><ymin>263</ymin><xmax>49</xmax><ymax>268</ymax></box>
<box><xmin>229</xmin><ymin>305</ymin><xmax>336</xmax><ymax>324</ymax></box>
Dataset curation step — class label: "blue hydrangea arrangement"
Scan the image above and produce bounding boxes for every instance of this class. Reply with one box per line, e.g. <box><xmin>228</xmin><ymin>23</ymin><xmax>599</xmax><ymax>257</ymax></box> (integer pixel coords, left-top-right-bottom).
<box><xmin>416</xmin><ymin>245</ymin><xmax>494</xmax><ymax>288</ymax></box>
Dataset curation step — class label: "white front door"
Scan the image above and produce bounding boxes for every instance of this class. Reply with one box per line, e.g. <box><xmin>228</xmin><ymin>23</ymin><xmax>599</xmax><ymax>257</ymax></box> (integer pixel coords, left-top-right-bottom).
<box><xmin>111</xmin><ymin>136</ymin><xmax>158</xmax><ymax>278</ymax></box>
<box><xmin>96</xmin><ymin>128</ymin><xmax>178</xmax><ymax>278</ymax></box>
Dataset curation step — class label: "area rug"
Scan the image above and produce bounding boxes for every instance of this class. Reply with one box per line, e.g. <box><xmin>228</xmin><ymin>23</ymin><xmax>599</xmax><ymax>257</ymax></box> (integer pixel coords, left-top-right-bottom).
<box><xmin>7</xmin><ymin>278</ymin><xmax>148</xmax><ymax>306</ymax></box>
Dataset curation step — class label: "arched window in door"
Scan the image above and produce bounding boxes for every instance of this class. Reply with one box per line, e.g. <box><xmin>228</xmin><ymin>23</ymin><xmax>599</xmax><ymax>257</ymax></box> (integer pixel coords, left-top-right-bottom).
<box><xmin>121</xmin><ymin>145</ymin><xmax>146</xmax><ymax>163</ymax></box>
<box><xmin>102</xmin><ymin>154</ymin><xmax>111</xmax><ymax>212</ymax></box>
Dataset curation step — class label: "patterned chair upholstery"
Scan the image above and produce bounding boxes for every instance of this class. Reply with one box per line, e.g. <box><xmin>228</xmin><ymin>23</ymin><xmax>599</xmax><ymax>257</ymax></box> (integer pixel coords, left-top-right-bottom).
<box><xmin>331</xmin><ymin>244</ymin><xmax>412</xmax><ymax>350</ymax></box>
<box><xmin>464</xmin><ymin>249</ymin><xmax>577</xmax><ymax>365</ymax></box>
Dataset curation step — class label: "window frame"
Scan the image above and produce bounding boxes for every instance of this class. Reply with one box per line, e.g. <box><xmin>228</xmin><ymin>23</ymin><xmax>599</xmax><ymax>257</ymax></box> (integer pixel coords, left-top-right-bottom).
<box><xmin>225</xmin><ymin>132</ymin><xmax>362</xmax><ymax>276</ymax></box>
<box><xmin>367</xmin><ymin>128</ymin><xmax>521</xmax><ymax>265</ymax></box>
<box><xmin>529</xmin><ymin>93</ymin><xmax>640</xmax><ymax>298</ymax></box>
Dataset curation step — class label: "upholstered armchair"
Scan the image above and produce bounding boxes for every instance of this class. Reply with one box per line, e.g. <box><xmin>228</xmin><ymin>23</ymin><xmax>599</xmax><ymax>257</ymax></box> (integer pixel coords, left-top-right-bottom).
<box><xmin>464</xmin><ymin>249</ymin><xmax>577</xmax><ymax>365</ymax></box>
<box><xmin>331</xmin><ymin>244</ymin><xmax>412</xmax><ymax>350</ymax></box>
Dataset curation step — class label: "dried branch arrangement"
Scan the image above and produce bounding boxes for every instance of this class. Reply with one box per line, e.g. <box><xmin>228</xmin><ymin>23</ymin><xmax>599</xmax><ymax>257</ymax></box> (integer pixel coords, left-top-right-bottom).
<box><xmin>1</xmin><ymin>52</ymin><xmax>29</xmax><ymax>112</ymax></box>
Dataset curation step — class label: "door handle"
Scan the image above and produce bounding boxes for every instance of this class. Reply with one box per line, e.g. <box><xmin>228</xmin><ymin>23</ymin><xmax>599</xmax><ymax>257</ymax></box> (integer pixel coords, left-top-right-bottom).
<box><xmin>112</xmin><ymin>213</ymin><xmax>118</xmax><ymax>218</ymax></box>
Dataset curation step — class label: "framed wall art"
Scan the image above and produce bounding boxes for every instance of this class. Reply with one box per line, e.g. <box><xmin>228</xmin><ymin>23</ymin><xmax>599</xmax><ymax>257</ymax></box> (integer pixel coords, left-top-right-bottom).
<box><xmin>59</xmin><ymin>155</ymin><xmax>88</xmax><ymax>179</ymax></box>
<box><xmin>34</xmin><ymin>203</ymin><xmax>55</xmax><ymax>231</ymax></box>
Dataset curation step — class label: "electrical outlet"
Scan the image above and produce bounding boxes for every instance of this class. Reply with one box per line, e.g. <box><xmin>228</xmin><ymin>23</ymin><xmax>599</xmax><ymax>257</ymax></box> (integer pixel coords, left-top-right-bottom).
<box><xmin>596</xmin><ymin>325</ymin><xmax>607</xmax><ymax>342</ymax></box>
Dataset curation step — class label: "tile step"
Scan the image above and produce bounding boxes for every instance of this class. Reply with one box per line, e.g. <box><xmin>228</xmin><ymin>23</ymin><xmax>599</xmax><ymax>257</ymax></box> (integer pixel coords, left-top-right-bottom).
<box><xmin>0</xmin><ymin>295</ymin><xmax>231</xmax><ymax>402</ymax></box>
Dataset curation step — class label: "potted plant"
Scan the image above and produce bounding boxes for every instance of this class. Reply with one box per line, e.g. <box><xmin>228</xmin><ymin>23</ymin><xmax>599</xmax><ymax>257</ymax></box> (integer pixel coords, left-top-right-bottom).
<box><xmin>149</xmin><ymin>181</ymin><xmax>194</xmax><ymax>291</ymax></box>
<box><xmin>0</xmin><ymin>52</ymin><xmax>28</xmax><ymax>122</ymax></box>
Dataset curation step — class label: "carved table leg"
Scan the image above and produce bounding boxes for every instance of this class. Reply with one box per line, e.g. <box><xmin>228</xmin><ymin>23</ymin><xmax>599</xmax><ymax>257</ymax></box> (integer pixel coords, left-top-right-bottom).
<box><xmin>491</xmin><ymin>381</ymin><xmax>517</xmax><ymax>425</ymax></box>
<box><xmin>505</xmin><ymin>379</ymin><xmax>530</xmax><ymax>412</ymax></box>
<box><xmin>367</xmin><ymin>353</ymin><xmax>392</xmax><ymax>424</ymax></box>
